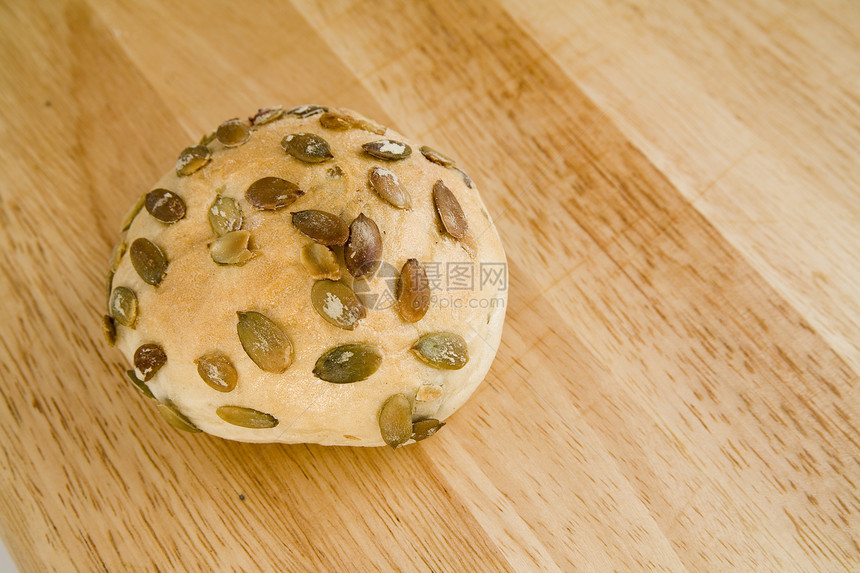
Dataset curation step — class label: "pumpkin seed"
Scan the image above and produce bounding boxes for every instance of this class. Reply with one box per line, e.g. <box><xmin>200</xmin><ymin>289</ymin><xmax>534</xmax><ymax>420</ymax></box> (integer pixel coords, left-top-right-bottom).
<box><xmin>109</xmin><ymin>240</ymin><xmax>127</xmax><ymax>272</ymax></box>
<box><xmin>416</xmin><ymin>384</ymin><xmax>443</xmax><ymax>402</ymax></box>
<box><xmin>126</xmin><ymin>369</ymin><xmax>155</xmax><ymax>400</ymax></box>
<box><xmin>311</xmin><ymin>280</ymin><xmax>366</xmax><ymax>330</ymax></box>
<box><xmin>455</xmin><ymin>167</ymin><xmax>473</xmax><ymax>188</ymax></box>
<box><xmin>379</xmin><ymin>394</ymin><xmax>412</xmax><ymax>449</ymax></box>
<box><xmin>236</xmin><ymin>311</ymin><xmax>293</xmax><ymax>373</ymax></box>
<box><xmin>195</xmin><ymin>353</ymin><xmax>238</xmax><ymax>392</ymax></box>
<box><xmin>216</xmin><ymin>405</ymin><xmax>278</xmax><ymax>428</ymax></box>
<box><xmin>102</xmin><ymin>315</ymin><xmax>116</xmax><ymax>347</ymax></box>
<box><xmin>361</xmin><ymin>139</ymin><xmax>411</xmax><ymax>161</ymax></box>
<box><xmin>433</xmin><ymin>180</ymin><xmax>468</xmax><ymax>239</ymax></box>
<box><xmin>412</xmin><ymin>332</ymin><xmax>468</xmax><ymax>370</ymax></box>
<box><xmin>210</xmin><ymin>230</ymin><xmax>254</xmax><ymax>266</ymax></box>
<box><xmin>368</xmin><ymin>166</ymin><xmax>411</xmax><ymax>209</ymax></box>
<box><xmin>214</xmin><ymin>118</ymin><xmax>249</xmax><ymax>147</ymax></box>
<box><xmin>130</xmin><ymin>238</ymin><xmax>168</xmax><ymax>286</ymax></box>
<box><xmin>327</xmin><ymin>165</ymin><xmax>344</xmax><ymax>179</ymax></box>
<box><xmin>287</xmin><ymin>104</ymin><xmax>328</xmax><ymax>118</ymax></box>
<box><xmin>109</xmin><ymin>286</ymin><xmax>138</xmax><ymax>328</ymax></box>
<box><xmin>120</xmin><ymin>193</ymin><xmax>146</xmax><ymax>232</ymax></box>
<box><xmin>175</xmin><ymin>145</ymin><xmax>211</xmax><ymax>176</ymax></box>
<box><xmin>157</xmin><ymin>403</ymin><xmax>201</xmax><ymax>433</ymax></box>
<box><xmin>245</xmin><ymin>176</ymin><xmax>303</xmax><ymax>210</ymax></box>
<box><xmin>344</xmin><ymin>213</ymin><xmax>382</xmax><ymax>278</ymax></box>
<box><xmin>300</xmin><ymin>243</ymin><xmax>340</xmax><ymax>280</ymax></box>
<box><xmin>199</xmin><ymin>130</ymin><xmax>217</xmax><ymax>146</ymax></box>
<box><xmin>420</xmin><ymin>145</ymin><xmax>456</xmax><ymax>168</ymax></box>
<box><xmin>145</xmin><ymin>188</ymin><xmax>186</xmax><ymax>224</ymax></box>
<box><xmin>250</xmin><ymin>106</ymin><xmax>285</xmax><ymax>126</ymax></box>
<box><xmin>291</xmin><ymin>210</ymin><xmax>348</xmax><ymax>245</ymax></box>
<box><xmin>208</xmin><ymin>195</ymin><xmax>243</xmax><ymax>236</ymax></box>
<box><xmin>318</xmin><ymin>110</ymin><xmax>353</xmax><ymax>130</ymax></box>
<box><xmin>412</xmin><ymin>418</ymin><xmax>445</xmax><ymax>442</ymax></box>
<box><xmin>313</xmin><ymin>343</ymin><xmax>382</xmax><ymax>384</ymax></box>
<box><xmin>354</xmin><ymin>117</ymin><xmax>386</xmax><ymax>135</ymax></box>
<box><xmin>281</xmin><ymin>133</ymin><xmax>333</xmax><ymax>163</ymax></box>
<box><xmin>413</xmin><ymin>384</ymin><xmax>443</xmax><ymax>420</ymax></box>
<box><xmin>134</xmin><ymin>343</ymin><xmax>167</xmax><ymax>381</ymax></box>
<box><xmin>397</xmin><ymin>259</ymin><xmax>430</xmax><ymax>322</ymax></box>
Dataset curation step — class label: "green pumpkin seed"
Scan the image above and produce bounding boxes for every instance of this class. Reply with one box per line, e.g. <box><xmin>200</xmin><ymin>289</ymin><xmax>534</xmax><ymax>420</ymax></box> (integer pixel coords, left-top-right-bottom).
<box><xmin>311</xmin><ymin>280</ymin><xmax>366</xmax><ymax>330</ymax></box>
<box><xmin>420</xmin><ymin>145</ymin><xmax>456</xmax><ymax>168</ymax></box>
<box><xmin>175</xmin><ymin>145</ymin><xmax>211</xmax><ymax>176</ymax></box>
<box><xmin>210</xmin><ymin>230</ymin><xmax>254</xmax><ymax>266</ymax></box>
<box><xmin>291</xmin><ymin>210</ymin><xmax>348</xmax><ymax>245</ymax></box>
<box><xmin>216</xmin><ymin>405</ymin><xmax>278</xmax><ymax>428</ymax></box>
<box><xmin>318</xmin><ymin>110</ymin><xmax>353</xmax><ymax>130</ymax></box>
<box><xmin>109</xmin><ymin>240</ymin><xmax>127</xmax><ymax>272</ymax></box>
<box><xmin>130</xmin><ymin>238</ymin><xmax>168</xmax><ymax>286</ymax></box>
<box><xmin>287</xmin><ymin>104</ymin><xmax>328</xmax><ymax>118</ymax></box>
<box><xmin>412</xmin><ymin>332</ymin><xmax>468</xmax><ymax>370</ymax></box>
<box><xmin>300</xmin><ymin>243</ymin><xmax>340</xmax><ymax>280</ymax></box>
<box><xmin>157</xmin><ymin>403</ymin><xmax>201</xmax><ymax>433</ymax></box>
<box><xmin>195</xmin><ymin>352</ymin><xmax>238</xmax><ymax>392</ymax></box>
<box><xmin>199</xmin><ymin>130</ymin><xmax>217</xmax><ymax>146</ymax></box>
<box><xmin>120</xmin><ymin>193</ymin><xmax>146</xmax><ymax>232</ymax></box>
<box><xmin>134</xmin><ymin>343</ymin><xmax>167</xmax><ymax>381</ymax></box>
<box><xmin>281</xmin><ymin>132</ymin><xmax>333</xmax><ymax>163</ymax></box>
<box><xmin>126</xmin><ymin>369</ymin><xmax>155</xmax><ymax>400</ymax></box>
<box><xmin>145</xmin><ymin>188</ymin><xmax>186</xmax><ymax>223</ymax></box>
<box><xmin>102</xmin><ymin>315</ymin><xmax>116</xmax><ymax>347</ymax></box>
<box><xmin>433</xmin><ymin>180</ymin><xmax>468</xmax><ymax>239</ymax></box>
<box><xmin>368</xmin><ymin>166</ymin><xmax>411</xmax><ymax>209</ymax></box>
<box><xmin>250</xmin><ymin>106</ymin><xmax>285</xmax><ymax>126</ymax></box>
<box><xmin>109</xmin><ymin>286</ymin><xmax>138</xmax><ymax>328</ymax></box>
<box><xmin>236</xmin><ymin>311</ymin><xmax>293</xmax><ymax>373</ymax></box>
<box><xmin>412</xmin><ymin>418</ymin><xmax>445</xmax><ymax>442</ymax></box>
<box><xmin>216</xmin><ymin>118</ymin><xmax>250</xmax><ymax>147</ymax></box>
<box><xmin>313</xmin><ymin>343</ymin><xmax>382</xmax><ymax>384</ymax></box>
<box><xmin>397</xmin><ymin>259</ymin><xmax>430</xmax><ymax>323</ymax></box>
<box><xmin>344</xmin><ymin>213</ymin><xmax>382</xmax><ymax>278</ymax></box>
<box><xmin>245</xmin><ymin>176</ymin><xmax>304</xmax><ymax>210</ymax></box>
<box><xmin>361</xmin><ymin>139</ymin><xmax>411</xmax><ymax>161</ymax></box>
<box><xmin>208</xmin><ymin>195</ymin><xmax>243</xmax><ymax>236</ymax></box>
<box><xmin>379</xmin><ymin>394</ymin><xmax>412</xmax><ymax>449</ymax></box>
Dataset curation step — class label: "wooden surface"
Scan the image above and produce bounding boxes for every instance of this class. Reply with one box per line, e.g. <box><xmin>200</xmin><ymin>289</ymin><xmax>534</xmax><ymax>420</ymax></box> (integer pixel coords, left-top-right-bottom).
<box><xmin>1</xmin><ymin>0</ymin><xmax>859</xmax><ymax>570</ymax></box>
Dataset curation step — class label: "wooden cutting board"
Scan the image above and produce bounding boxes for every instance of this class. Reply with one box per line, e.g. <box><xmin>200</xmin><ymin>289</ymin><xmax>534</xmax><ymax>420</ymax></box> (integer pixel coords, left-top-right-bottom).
<box><xmin>1</xmin><ymin>0</ymin><xmax>858</xmax><ymax>570</ymax></box>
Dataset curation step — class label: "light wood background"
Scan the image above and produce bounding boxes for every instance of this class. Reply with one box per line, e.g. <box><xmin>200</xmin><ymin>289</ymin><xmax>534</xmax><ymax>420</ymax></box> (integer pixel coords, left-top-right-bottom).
<box><xmin>1</xmin><ymin>0</ymin><xmax>858</xmax><ymax>571</ymax></box>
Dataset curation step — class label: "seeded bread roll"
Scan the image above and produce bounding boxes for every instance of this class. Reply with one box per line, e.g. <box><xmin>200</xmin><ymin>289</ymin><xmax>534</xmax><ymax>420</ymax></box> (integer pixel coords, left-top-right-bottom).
<box><xmin>103</xmin><ymin>105</ymin><xmax>507</xmax><ymax>447</ymax></box>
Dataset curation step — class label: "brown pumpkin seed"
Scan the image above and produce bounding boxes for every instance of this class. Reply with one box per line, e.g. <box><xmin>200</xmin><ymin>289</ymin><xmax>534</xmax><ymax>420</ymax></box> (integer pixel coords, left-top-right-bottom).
<box><xmin>175</xmin><ymin>145</ymin><xmax>211</xmax><ymax>176</ymax></box>
<box><xmin>397</xmin><ymin>259</ymin><xmax>430</xmax><ymax>322</ymax></box>
<box><xmin>109</xmin><ymin>240</ymin><xmax>126</xmax><ymax>272</ymax></box>
<box><xmin>245</xmin><ymin>177</ymin><xmax>303</xmax><ymax>210</ymax></box>
<box><xmin>379</xmin><ymin>394</ymin><xmax>412</xmax><ymax>449</ymax></box>
<box><xmin>412</xmin><ymin>332</ymin><xmax>468</xmax><ymax>370</ymax></box>
<box><xmin>120</xmin><ymin>194</ymin><xmax>146</xmax><ymax>232</ymax></box>
<box><xmin>250</xmin><ymin>106</ymin><xmax>285</xmax><ymax>126</ymax></box>
<box><xmin>318</xmin><ymin>110</ymin><xmax>353</xmax><ymax>130</ymax></box>
<box><xmin>216</xmin><ymin>118</ymin><xmax>250</xmax><ymax>147</ymax></box>
<box><xmin>420</xmin><ymin>145</ymin><xmax>456</xmax><ymax>168</ymax></box>
<box><xmin>102</xmin><ymin>315</ymin><xmax>116</xmax><ymax>347</ymax></box>
<box><xmin>368</xmin><ymin>166</ymin><xmax>411</xmax><ymax>209</ymax></box>
<box><xmin>354</xmin><ymin>117</ymin><xmax>386</xmax><ymax>135</ymax></box>
<box><xmin>361</xmin><ymin>139</ymin><xmax>411</xmax><ymax>161</ymax></box>
<box><xmin>313</xmin><ymin>343</ymin><xmax>382</xmax><ymax>384</ymax></box>
<box><xmin>126</xmin><ymin>369</ymin><xmax>155</xmax><ymax>400</ymax></box>
<box><xmin>236</xmin><ymin>311</ymin><xmax>292</xmax><ymax>373</ymax></box>
<box><xmin>130</xmin><ymin>238</ymin><xmax>168</xmax><ymax>286</ymax></box>
<box><xmin>344</xmin><ymin>213</ymin><xmax>382</xmax><ymax>278</ymax></box>
<box><xmin>433</xmin><ymin>180</ymin><xmax>468</xmax><ymax>239</ymax></box>
<box><xmin>208</xmin><ymin>195</ymin><xmax>243</xmax><ymax>236</ymax></box>
<box><xmin>281</xmin><ymin>133</ymin><xmax>333</xmax><ymax>163</ymax></box>
<box><xmin>216</xmin><ymin>405</ymin><xmax>278</xmax><ymax>428</ymax></box>
<box><xmin>412</xmin><ymin>418</ymin><xmax>445</xmax><ymax>442</ymax></box>
<box><xmin>157</xmin><ymin>403</ymin><xmax>201</xmax><ymax>433</ymax></box>
<box><xmin>210</xmin><ymin>230</ymin><xmax>254</xmax><ymax>266</ymax></box>
<box><xmin>145</xmin><ymin>188</ymin><xmax>186</xmax><ymax>224</ymax></box>
<box><xmin>109</xmin><ymin>286</ymin><xmax>138</xmax><ymax>328</ymax></box>
<box><xmin>134</xmin><ymin>343</ymin><xmax>167</xmax><ymax>381</ymax></box>
<box><xmin>291</xmin><ymin>210</ymin><xmax>348</xmax><ymax>245</ymax></box>
<box><xmin>287</xmin><ymin>104</ymin><xmax>328</xmax><ymax>118</ymax></box>
<box><xmin>195</xmin><ymin>353</ymin><xmax>238</xmax><ymax>392</ymax></box>
<box><xmin>300</xmin><ymin>243</ymin><xmax>340</xmax><ymax>280</ymax></box>
<box><xmin>311</xmin><ymin>280</ymin><xmax>367</xmax><ymax>330</ymax></box>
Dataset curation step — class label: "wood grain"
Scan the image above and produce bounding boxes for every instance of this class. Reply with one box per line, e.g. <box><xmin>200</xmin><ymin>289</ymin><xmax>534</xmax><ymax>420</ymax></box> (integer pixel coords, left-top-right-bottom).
<box><xmin>1</xmin><ymin>0</ymin><xmax>858</xmax><ymax>571</ymax></box>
